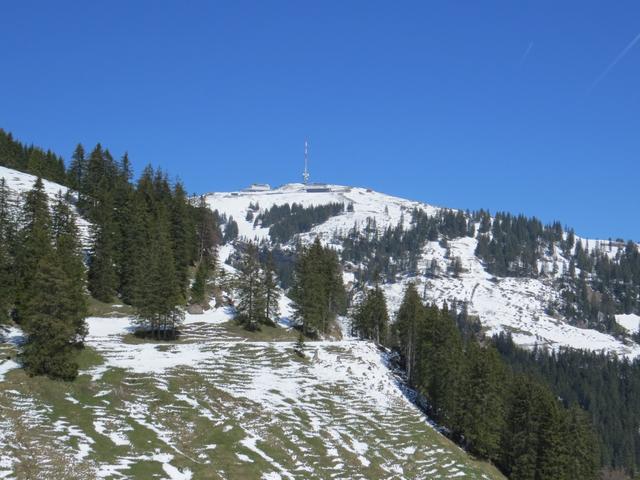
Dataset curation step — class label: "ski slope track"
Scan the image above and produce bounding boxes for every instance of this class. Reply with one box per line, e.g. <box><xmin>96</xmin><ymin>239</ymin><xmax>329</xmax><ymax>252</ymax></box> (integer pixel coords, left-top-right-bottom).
<box><xmin>206</xmin><ymin>183</ymin><xmax>640</xmax><ymax>359</ymax></box>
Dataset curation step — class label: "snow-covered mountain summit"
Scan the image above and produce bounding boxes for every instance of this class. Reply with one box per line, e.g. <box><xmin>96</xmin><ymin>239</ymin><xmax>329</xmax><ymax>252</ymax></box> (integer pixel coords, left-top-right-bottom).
<box><xmin>205</xmin><ymin>182</ymin><xmax>640</xmax><ymax>359</ymax></box>
<box><xmin>204</xmin><ymin>182</ymin><xmax>441</xmax><ymax>241</ymax></box>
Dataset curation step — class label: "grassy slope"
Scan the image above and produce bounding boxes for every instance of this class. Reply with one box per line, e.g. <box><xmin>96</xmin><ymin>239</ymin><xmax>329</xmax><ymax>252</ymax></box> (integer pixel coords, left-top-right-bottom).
<box><xmin>0</xmin><ymin>320</ymin><xmax>505</xmax><ymax>480</ymax></box>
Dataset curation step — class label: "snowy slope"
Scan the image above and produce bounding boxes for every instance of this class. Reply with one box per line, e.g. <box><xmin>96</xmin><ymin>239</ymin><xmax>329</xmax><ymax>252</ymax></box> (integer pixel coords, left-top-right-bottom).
<box><xmin>0</xmin><ymin>166</ymin><xmax>91</xmax><ymax>242</ymax></box>
<box><xmin>205</xmin><ymin>183</ymin><xmax>439</xmax><ymax>242</ymax></box>
<box><xmin>205</xmin><ymin>183</ymin><xmax>640</xmax><ymax>358</ymax></box>
<box><xmin>0</xmin><ymin>309</ymin><xmax>502</xmax><ymax>479</ymax></box>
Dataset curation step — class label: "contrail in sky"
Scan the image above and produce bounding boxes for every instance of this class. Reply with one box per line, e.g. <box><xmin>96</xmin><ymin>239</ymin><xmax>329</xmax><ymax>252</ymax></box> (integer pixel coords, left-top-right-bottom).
<box><xmin>589</xmin><ymin>31</ymin><xmax>640</xmax><ymax>92</ymax></box>
<box><xmin>519</xmin><ymin>42</ymin><xmax>534</xmax><ymax>66</ymax></box>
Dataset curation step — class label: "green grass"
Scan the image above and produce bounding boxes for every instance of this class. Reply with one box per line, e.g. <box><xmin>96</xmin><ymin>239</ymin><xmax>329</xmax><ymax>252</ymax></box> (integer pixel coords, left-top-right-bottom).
<box><xmin>87</xmin><ymin>297</ymin><xmax>135</xmax><ymax>317</ymax></box>
<box><xmin>0</xmin><ymin>318</ymin><xmax>506</xmax><ymax>480</ymax></box>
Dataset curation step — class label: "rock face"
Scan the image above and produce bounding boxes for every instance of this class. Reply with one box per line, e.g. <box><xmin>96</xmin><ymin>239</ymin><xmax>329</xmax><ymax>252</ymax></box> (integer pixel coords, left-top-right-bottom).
<box><xmin>187</xmin><ymin>303</ymin><xmax>204</xmax><ymax>315</ymax></box>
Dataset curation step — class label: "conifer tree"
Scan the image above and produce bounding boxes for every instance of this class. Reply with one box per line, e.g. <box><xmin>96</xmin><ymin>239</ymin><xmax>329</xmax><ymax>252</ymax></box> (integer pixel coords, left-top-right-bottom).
<box><xmin>51</xmin><ymin>194</ymin><xmax>88</xmax><ymax>340</ymax></box>
<box><xmin>0</xmin><ymin>178</ymin><xmax>15</xmax><ymax>324</ymax></box>
<box><xmin>235</xmin><ymin>243</ymin><xmax>265</xmax><ymax>330</ymax></box>
<box><xmin>262</xmin><ymin>253</ymin><xmax>280</xmax><ymax>326</ymax></box>
<box><xmin>190</xmin><ymin>259</ymin><xmax>209</xmax><ymax>306</ymax></box>
<box><xmin>394</xmin><ymin>282</ymin><xmax>424</xmax><ymax>384</ymax></box>
<box><xmin>67</xmin><ymin>144</ymin><xmax>86</xmax><ymax>191</ymax></box>
<box><xmin>291</xmin><ymin>238</ymin><xmax>346</xmax><ymax>336</ymax></box>
<box><xmin>118</xmin><ymin>189</ymin><xmax>149</xmax><ymax>305</ymax></box>
<box><xmin>20</xmin><ymin>254</ymin><xmax>80</xmax><ymax>379</ymax></box>
<box><xmin>88</xmin><ymin>190</ymin><xmax>118</xmax><ymax>303</ymax></box>
<box><xmin>352</xmin><ymin>285</ymin><xmax>388</xmax><ymax>344</ymax></box>
<box><xmin>17</xmin><ymin>182</ymin><xmax>86</xmax><ymax>380</ymax></box>
<box><xmin>14</xmin><ymin>178</ymin><xmax>52</xmax><ymax>321</ymax></box>
<box><xmin>170</xmin><ymin>182</ymin><xmax>194</xmax><ymax>299</ymax></box>
<box><xmin>456</xmin><ymin>342</ymin><xmax>506</xmax><ymax>460</ymax></box>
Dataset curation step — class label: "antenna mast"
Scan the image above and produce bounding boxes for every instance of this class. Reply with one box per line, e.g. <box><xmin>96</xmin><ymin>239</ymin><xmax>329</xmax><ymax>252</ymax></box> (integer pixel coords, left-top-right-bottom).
<box><xmin>303</xmin><ymin>139</ymin><xmax>310</xmax><ymax>184</ymax></box>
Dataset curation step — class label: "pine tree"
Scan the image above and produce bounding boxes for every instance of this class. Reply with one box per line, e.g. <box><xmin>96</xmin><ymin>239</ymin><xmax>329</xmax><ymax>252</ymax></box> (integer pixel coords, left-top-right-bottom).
<box><xmin>262</xmin><ymin>253</ymin><xmax>280</xmax><ymax>326</ymax></box>
<box><xmin>352</xmin><ymin>285</ymin><xmax>389</xmax><ymax>344</ymax></box>
<box><xmin>0</xmin><ymin>178</ymin><xmax>16</xmax><ymax>324</ymax></box>
<box><xmin>134</xmin><ymin>204</ymin><xmax>184</xmax><ymax>338</ymax></box>
<box><xmin>394</xmin><ymin>283</ymin><xmax>425</xmax><ymax>384</ymax></box>
<box><xmin>291</xmin><ymin>238</ymin><xmax>346</xmax><ymax>336</ymax></box>
<box><xmin>564</xmin><ymin>404</ymin><xmax>599</xmax><ymax>480</ymax></box>
<box><xmin>16</xmin><ymin>182</ymin><xmax>85</xmax><ymax>380</ymax></box>
<box><xmin>20</xmin><ymin>254</ymin><xmax>80</xmax><ymax>379</ymax></box>
<box><xmin>67</xmin><ymin>144</ymin><xmax>86</xmax><ymax>191</ymax></box>
<box><xmin>234</xmin><ymin>242</ymin><xmax>266</xmax><ymax>330</ymax></box>
<box><xmin>190</xmin><ymin>259</ymin><xmax>209</xmax><ymax>305</ymax></box>
<box><xmin>51</xmin><ymin>194</ymin><xmax>88</xmax><ymax>341</ymax></box>
<box><xmin>170</xmin><ymin>182</ymin><xmax>195</xmax><ymax>300</ymax></box>
<box><xmin>118</xmin><ymin>190</ymin><xmax>149</xmax><ymax>305</ymax></box>
<box><xmin>14</xmin><ymin>178</ymin><xmax>52</xmax><ymax>322</ymax></box>
<box><xmin>88</xmin><ymin>191</ymin><xmax>118</xmax><ymax>303</ymax></box>
<box><xmin>456</xmin><ymin>342</ymin><xmax>506</xmax><ymax>460</ymax></box>
<box><xmin>500</xmin><ymin>375</ymin><xmax>543</xmax><ymax>480</ymax></box>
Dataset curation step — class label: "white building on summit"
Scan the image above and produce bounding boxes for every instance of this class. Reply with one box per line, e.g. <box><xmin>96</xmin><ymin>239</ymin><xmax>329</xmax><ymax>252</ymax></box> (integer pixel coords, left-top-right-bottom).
<box><xmin>244</xmin><ymin>183</ymin><xmax>271</xmax><ymax>192</ymax></box>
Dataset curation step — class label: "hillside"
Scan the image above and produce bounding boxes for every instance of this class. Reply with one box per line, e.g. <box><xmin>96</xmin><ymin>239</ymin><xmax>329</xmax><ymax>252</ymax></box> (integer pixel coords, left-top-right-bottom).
<box><xmin>0</xmin><ymin>308</ymin><xmax>504</xmax><ymax>479</ymax></box>
<box><xmin>205</xmin><ymin>182</ymin><xmax>640</xmax><ymax>359</ymax></box>
<box><xmin>0</xmin><ymin>166</ymin><xmax>505</xmax><ymax>479</ymax></box>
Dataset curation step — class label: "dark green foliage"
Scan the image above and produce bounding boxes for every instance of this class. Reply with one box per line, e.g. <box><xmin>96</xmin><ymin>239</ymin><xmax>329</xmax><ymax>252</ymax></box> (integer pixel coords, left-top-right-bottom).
<box><xmin>87</xmin><ymin>194</ymin><xmax>118</xmax><ymax>302</ymax></box>
<box><xmin>351</xmin><ymin>285</ymin><xmax>388</xmax><ymax>344</ymax></box>
<box><xmin>394</xmin><ymin>283</ymin><xmax>424</xmax><ymax>384</ymax></box>
<box><xmin>290</xmin><ymin>238</ymin><xmax>346</xmax><ymax>336</ymax></box>
<box><xmin>255</xmin><ymin>202</ymin><xmax>345</xmax><ymax>243</ymax></box>
<box><xmin>342</xmin><ymin>209</ymin><xmax>469</xmax><ymax>283</ymax></box>
<box><xmin>474</xmin><ymin>212</ymin><xmax>562</xmax><ymax>277</ymax></box>
<box><xmin>223</xmin><ymin>216</ymin><xmax>239</xmax><ymax>243</ymax></box>
<box><xmin>15</xmin><ymin>180</ymin><xmax>88</xmax><ymax>380</ymax></box>
<box><xmin>234</xmin><ymin>243</ymin><xmax>267</xmax><ymax>330</ymax></box>
<box><xmin>0</xmin><ymin>179</ymin><xmax>16</xmax><ymax>324</ymax></box>
<box><xmin>262</xmin><ymin>253</ymin><xmax>280</xmax><ymax>326</ymax></box>
<box><xmin>415</xmin><ymin>302</ymin><xmax>464</xmax><ymax>427</ymax></box>
<box><xmin>494</xmin><ymin>332</ymin><xmax>637</xmax><ymax>475</ymax></box>
<box><xmin>0</xmin><ymin>129</ymin><xmax>66</xmax><ymax>184</ymax></box>
<box><xmin>14</xmin><ymin>177</ymin><xmax>54</xmax><ymax>321</ymax></box>
<box><xmin>51</xmin><ymin>194</ymin><xmax>88</xmax><ymax>340</ymax></box>
<box><xmin>392</xmin><ymin>284</ymin><xmax>599</xmax><ymax>479</ymax></box>
<box><xmin>190</xmin><ymin>259</ymin><xmax>209</xmax><ymax>305</ymax></box>
<box><xmin>456</xmin><ymin>341</ymin><xmax>506</xmax><ymax>460</ymax></box>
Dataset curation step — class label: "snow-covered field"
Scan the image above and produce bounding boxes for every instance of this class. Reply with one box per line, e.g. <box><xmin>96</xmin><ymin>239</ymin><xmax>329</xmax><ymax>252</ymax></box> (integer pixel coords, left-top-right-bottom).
<box><xmin>0</xmin><ymin>309</ymin><xmax>501</xmax><ymax>479</ymax></box>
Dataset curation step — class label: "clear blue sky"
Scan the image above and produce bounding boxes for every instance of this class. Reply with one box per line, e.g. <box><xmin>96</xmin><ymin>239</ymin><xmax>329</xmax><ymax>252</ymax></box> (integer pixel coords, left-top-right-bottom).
<box><xmin>1</xmin><ymin>1</ymin><xmax>639</xmax><ymax>240</ymax></box>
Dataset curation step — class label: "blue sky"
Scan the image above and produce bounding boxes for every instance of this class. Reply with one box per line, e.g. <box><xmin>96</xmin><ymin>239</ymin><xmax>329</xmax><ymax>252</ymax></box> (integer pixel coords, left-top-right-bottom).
<box><xmin>1</xmin><ymin>1</ymin><xmax>639</xmax><ymax>240</ymax></box>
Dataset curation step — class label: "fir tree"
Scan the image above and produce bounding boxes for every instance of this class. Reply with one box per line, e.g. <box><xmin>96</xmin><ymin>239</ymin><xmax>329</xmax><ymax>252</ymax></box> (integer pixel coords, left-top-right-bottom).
<box><xmin>87</xmin><ymin>191</ymin><xmax>118</xmax><ymax>303</ymax></box>
<box><xmin>235</xmin><ymin>243</ymin><xmax>266</xmax><ymax>330</ymax></box>
<box><xmin>0</xmin><ymin>178</ymin><xmax>15</xmax><ymax>324</ymax></box>
<box><xmin>262</xmin><ymin>253</ymin><xmax>280</xmax><ymax>326</ymax></box>
<box><xmin>51</xmin><ymin>194</ymin><xmax>88</xmax><ymax>341</ymax></box>
<box><xmin>456</xmin><ymin>342</ymin><xmax>506</xmax><ymax>460</ymax></box>
<box><xmin>394</xmin><ymin>283</ymin><xmax>424</xmax><ymax>384</ymax></box>
<box><xmin>352</xmin><ymin>284</ymin><xmax>389</xmax><ymax>344</ymax></box>
<box><xmin>14</xmin><ymin>177</ymin><xmax>52</xmax><ymax>322</ymax></box>
<box><xmin>291</xmin><ymin>238</ymin><xmax>346</xmax><ymax>336</ymax></box>
<box><xmin>67</xmin><ymin>144</ymin><xmax>86</xmax><ymax>191</ymax></box>
<box><xmin>190</xmin><ymin>259</ymin><xmax>209</xmax><ymax>305</ymax></box>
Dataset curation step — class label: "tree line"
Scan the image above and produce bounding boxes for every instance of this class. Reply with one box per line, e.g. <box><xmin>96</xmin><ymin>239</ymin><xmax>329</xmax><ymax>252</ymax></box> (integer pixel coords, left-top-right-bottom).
<box><xmin>350</xmin><ymin>282</ymin><xmax>600</xmax><ymax>480</ymax></box>
<box><xmin>0</xmin><ymin>178</ymin><xmax>86</xmax><ymax>379</ymax></box>
<box><xmin>1</xmin><ymin>133</ymin><xmax>223</xmax><ymax>377</ymax></box>
<box><xmin>495</xmin><ymin>332</ymin><xmax>640</xmax><ymax>477</ymax></box>
<box><xmin>253</xmin><ymin>202</ymin><xmax>345</xmax><ymax>243</ymax></box>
